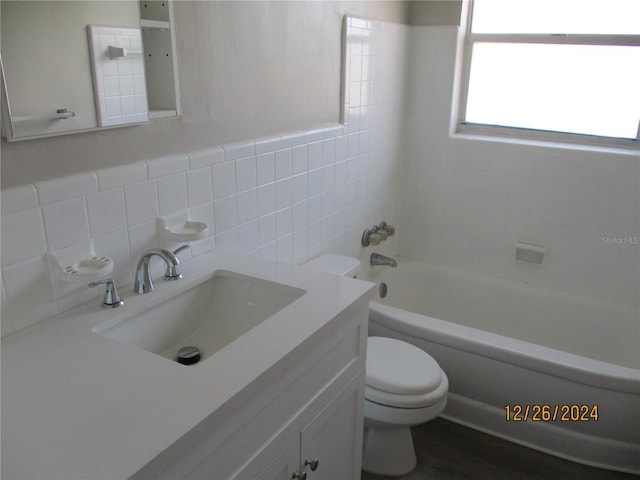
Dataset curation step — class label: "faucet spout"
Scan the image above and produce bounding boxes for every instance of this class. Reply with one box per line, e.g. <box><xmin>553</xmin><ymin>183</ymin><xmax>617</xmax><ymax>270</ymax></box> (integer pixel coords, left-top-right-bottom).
<box><xmin>370</xmin><ymin>253</ymin><xmax>397</xmax><ymax>268</ymax></box>
<box><xmin>134</xmin><ymin>248</ymin><xmax>181</xmax><ymax>294</ymax></box>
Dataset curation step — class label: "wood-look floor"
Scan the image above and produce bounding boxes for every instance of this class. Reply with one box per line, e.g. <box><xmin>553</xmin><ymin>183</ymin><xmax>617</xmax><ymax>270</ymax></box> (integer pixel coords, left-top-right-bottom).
<box><xmin>361</xmin><ymin>418</ymin><xmax>638</xmax><ymax>480</ymax></box>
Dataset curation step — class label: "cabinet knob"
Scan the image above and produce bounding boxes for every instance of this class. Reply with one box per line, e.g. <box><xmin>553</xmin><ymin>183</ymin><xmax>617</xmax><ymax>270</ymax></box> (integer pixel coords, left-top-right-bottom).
<box><xmin>292</xmin><ymin>470</ymin><xmax>307</xmax><ymax>480</ymax></box>
<box><xmin>304</xmin><ymin>458</ymin><xmax>319</xmax><ymax>471</ymax></box>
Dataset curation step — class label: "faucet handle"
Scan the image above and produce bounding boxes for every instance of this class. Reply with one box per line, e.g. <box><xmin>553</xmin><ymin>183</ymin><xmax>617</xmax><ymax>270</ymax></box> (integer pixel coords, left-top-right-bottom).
<box><xmin>368</xmin><ymin>232</ymin><xmax>383</xmax><ymax>246</ymax></box>
<box><xmin>163</xmin><ymin>247</ymin><xmax>184</xmax><ymax>281</ymax></box>
<box><xmin>172</xmin><ymin>244</ymin><xmax>190</xmax><ymax>256</ymax></box>
<box><xmin>89</xmin><ymin>277</ymin><xmax>124</xmax><ymax>308</ymax></box>
<box><xmin>379</xmin><ymin>221</ymin><xmax>395</xmax><ymax>236</ymax></box>
<box><xmin>163</xmin><ymin>244</ymin><xmax>189</xmax><ymax>279</ymax></box>
<box><xmin>362</xmin><ymin>227</ymin><xmax>384</xmax><ymax>247</ymax></box>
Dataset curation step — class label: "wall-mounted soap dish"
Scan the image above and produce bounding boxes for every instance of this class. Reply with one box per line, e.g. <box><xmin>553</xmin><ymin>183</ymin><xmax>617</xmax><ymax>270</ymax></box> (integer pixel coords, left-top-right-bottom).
<box><xmin>48</xmin><ymin>241</ymin><xmax>116</xmax><ymax>301</ymax></box>
<box><xmin>61</xmin><ymin>256</ymin><xmax>114</xmax><ymax>282</ymax></box>
<box><xmin>159</xmin><ymin>212</ymin><xmax>209</xmax><ymax>242</ymax></box>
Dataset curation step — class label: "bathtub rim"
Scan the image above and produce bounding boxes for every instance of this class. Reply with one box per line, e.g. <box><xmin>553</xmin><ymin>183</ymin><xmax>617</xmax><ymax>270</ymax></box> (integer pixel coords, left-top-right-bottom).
<box><xmin>369</xmin><ymin>301</ymin><xmax>640</xmax><ymax>395</ymax></box>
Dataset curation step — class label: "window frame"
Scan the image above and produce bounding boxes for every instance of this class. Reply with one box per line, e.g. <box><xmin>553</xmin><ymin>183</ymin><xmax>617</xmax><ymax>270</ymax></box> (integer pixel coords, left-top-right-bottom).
<box><xmin>457</xmin><ymin>0</ymin><xmax>640</xmax><ymax>149</ymax></box>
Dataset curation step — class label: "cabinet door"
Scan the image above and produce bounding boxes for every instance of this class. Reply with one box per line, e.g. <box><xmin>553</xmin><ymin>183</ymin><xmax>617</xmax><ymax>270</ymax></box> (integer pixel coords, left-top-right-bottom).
<box><xmin>300</xmin><ymin>382</ymin><xmax>364</xmax><ymax>480</ymax></box>
<box><xmin>255</xmin><ymin>436</ymin><xmax>300</xmax><ymax>480</ymax></box>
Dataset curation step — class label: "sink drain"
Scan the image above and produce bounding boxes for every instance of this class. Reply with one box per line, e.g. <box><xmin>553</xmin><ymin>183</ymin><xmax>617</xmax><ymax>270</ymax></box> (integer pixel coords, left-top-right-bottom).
<box><xmin>177</xmin><ymin>346</ymin><xmax>201</xmax><ymax>365</ymax></box>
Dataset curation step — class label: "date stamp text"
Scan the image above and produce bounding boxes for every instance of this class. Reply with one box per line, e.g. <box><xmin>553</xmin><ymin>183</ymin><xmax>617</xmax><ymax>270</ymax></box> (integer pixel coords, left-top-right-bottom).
<box><xmin>504</xmin><ymin>404</ymin><xmax>599</xmax><ymax>422</ymax></box>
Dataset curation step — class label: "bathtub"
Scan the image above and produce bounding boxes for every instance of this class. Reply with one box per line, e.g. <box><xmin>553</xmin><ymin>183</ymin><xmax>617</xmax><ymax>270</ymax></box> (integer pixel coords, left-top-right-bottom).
<box><xmin>360</xmin><ymin>257</ymin><xmax>640</xmax><ymax>474</ymax></box>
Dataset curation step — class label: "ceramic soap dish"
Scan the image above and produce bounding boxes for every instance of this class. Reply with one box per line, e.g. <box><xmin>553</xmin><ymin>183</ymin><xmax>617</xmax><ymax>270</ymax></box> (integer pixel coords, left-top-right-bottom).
<box><xmin>159</xmin><ymin>213</ymin><xmax>209</xmax><ymax>242</ymax></box>
<box><xmin>61</xmin><ymin>256</ymin><xmax>114</xmax><ymax>282</ymax></box>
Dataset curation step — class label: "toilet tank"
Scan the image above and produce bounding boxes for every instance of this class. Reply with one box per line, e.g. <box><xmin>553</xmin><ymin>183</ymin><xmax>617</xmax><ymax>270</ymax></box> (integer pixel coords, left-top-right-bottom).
<box><xmin>304</xmin><ymin>254</ymin><xmax>361</xmax><ymax>278</ymax></box>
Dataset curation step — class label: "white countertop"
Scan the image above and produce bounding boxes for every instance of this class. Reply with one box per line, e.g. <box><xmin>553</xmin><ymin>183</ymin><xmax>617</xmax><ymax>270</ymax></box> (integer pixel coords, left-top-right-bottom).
<box><xmin>1</xmin><ymin>251</ymin><xmax>374</xmax><ymax>480</ymax></box>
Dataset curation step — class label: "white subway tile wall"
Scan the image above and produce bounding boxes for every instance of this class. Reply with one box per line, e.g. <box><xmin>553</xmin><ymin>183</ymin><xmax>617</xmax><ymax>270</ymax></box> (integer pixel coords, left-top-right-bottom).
<box><xmin>401</xmin><ymin>26</ymin><xmax>639</xmax><ymax>308</ymax></box>
<box><xmin>0</xmin><ymin>18</ymin><xmax>406</xmax><ymax>336</ymax></box>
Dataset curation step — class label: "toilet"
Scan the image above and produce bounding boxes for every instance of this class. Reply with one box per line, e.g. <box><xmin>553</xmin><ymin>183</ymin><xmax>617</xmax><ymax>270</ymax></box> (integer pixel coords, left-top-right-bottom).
<box><xmin>304</xmin><ymin>254</ymin><xmax>449</xmax><ymax>476</ymax></box>
<box><xmin>363</xmin><ymin>336</ymin><xmax>448</xmax><ymax>476</ymax></box>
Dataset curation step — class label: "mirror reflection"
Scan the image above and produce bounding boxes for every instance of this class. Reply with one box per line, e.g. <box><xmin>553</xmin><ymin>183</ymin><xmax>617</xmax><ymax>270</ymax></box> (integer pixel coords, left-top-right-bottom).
<box><xmin>1</xmin><ymin>1</ymin><xmax>147</xmax><ymax>141</ymax></box>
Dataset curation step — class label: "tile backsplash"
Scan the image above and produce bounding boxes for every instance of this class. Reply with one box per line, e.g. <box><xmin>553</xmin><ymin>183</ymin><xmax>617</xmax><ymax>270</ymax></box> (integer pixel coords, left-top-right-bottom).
<box><xmin>1</xmin><ymin>17</ymin><xmax>407</xmax><ymax>336</ymax></box>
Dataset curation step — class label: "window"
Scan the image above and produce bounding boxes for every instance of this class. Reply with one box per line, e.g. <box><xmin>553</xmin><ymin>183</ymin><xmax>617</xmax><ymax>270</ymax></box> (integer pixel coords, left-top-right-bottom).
<box><xmin>459</xmin><ymin>0</ymin><xmax>640</xmax><ymax>146</ymax></box>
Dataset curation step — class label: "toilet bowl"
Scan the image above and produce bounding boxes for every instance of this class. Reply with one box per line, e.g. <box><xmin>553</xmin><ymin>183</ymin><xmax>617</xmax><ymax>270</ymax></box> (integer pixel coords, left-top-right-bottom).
<box><xmin>363</xmin><ymin>336</ymin><xmax>448</xmax><ymax>476</ymax></box>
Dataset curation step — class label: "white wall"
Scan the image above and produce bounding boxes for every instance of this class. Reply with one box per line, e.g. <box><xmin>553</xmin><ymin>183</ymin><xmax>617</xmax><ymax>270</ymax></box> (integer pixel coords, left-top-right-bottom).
<box><xmin>400</xmin><ymin>26</ymin><xmax>640</xmax><ymax>308</ymax></box>
<box><xmin>409</xmin><ymin>0</ymin><xmax>462</xmax><ymax>26</ymax></box>
<box><xmin>0</xmin><ymin>17</ymin><xmax>407</xmax><ymax>336</ymax></box>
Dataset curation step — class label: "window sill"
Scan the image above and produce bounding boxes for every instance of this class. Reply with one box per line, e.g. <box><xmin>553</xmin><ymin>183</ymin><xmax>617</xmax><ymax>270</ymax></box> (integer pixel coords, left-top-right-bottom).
<box><xmin>454</xmin><ymin>125</ymin><xmax>640</xmax><ymax>156</ymax></box>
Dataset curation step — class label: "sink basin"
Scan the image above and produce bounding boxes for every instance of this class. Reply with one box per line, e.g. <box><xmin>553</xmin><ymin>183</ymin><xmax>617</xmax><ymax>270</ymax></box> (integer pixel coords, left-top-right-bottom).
<box><xmin>94</xmin><ymin>270</ymin><xmax>306</xmax><ymax>364</ymax></box>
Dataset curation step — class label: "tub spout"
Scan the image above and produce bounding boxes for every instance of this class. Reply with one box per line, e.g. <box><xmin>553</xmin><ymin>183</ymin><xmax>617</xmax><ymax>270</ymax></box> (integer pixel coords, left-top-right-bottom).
<box><xmin>370</xmin><ymin>253</ymin><xmax>397</xmax><ymax>267</ymax></box>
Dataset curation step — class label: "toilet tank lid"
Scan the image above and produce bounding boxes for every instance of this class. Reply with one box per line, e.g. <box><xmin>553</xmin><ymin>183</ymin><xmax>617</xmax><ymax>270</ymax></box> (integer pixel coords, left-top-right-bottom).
<box><xmin>304</xmin><ymin>254</ymin><xmax>361</xmax><ymax>277</ymax></box>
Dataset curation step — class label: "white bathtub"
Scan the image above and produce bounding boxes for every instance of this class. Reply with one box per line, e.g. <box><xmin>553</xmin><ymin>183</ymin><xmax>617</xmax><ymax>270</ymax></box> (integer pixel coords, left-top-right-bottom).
<box><xmin>361</xmin><ymin>257</ymin><xmax>640</xmax><ymax>474</ymax></box>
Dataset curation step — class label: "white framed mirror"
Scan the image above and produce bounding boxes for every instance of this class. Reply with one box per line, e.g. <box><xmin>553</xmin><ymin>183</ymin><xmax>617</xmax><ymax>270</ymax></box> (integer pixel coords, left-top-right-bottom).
<box><xmin>1</xmin><ymin>1</ymin><xmax>152</xmax><ymax>141</ymax></box>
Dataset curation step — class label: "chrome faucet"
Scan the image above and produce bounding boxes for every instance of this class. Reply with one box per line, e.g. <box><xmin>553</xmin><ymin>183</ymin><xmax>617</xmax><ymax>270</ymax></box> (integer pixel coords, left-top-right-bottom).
<box><xmin>134</xmin><ymin>248</ymin><xmax>182</xmax><ymax>294</ymax></box>
<box><xmin>370</xmin><ymin>253</ymin><xmax>397</xmax><ymax>268</ymax></box>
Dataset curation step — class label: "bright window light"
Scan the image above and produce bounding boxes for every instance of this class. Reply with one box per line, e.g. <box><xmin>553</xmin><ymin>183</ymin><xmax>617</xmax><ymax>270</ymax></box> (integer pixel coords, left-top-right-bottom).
<box><xmin>466</xmin><ymin>43</ymin><xmax>640</xmax><ymax>138</ymax></box>
<box><xmin>472</xmin><ymin>0</ymin><xmax>640</xmax><ymax>35</ymax></box>
<box><xmin>461</xmin><ymin>0</ymin><xmax>640</xmax><ymax>143</ymax></box>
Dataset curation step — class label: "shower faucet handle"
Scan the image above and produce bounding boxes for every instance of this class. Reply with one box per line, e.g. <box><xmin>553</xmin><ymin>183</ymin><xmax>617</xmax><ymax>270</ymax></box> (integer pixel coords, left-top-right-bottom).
<box><xmin>379</xmin><ymin>221</ymin><xmax>395</xmax><ymax>236</ymax></box>
<box><xmin>369</xmin><ymin>232</ymin><xmax>383</xmax><ymax>246</ymax></box>
<box><xmin>362</xmin><ymin>222</ymin><xmax>395</xmax><ymax>247</ymax></box>
<box><xmin>362</xmin><ymin>227</ymin><xmax>384</xmax><ymax>246</ymax></box>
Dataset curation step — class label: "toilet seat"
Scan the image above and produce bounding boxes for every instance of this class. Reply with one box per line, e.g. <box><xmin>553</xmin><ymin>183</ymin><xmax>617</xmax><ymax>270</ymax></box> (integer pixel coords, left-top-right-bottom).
<box><xmin>366</xmin><ymin>337</ymin><xmax>447</xmax><ymax>408</ymax></box>
<box><xmin>365</xmin><ymin>374</ymin><xmax>448</xmax><ymax>408</ymax></box>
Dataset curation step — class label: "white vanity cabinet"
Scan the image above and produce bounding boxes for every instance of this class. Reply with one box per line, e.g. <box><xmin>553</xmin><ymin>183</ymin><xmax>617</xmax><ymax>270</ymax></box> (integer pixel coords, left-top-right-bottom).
<box><xmin>2</xmin><ymin>250</ymin><xmax>375</xmax><ymax>480</ymax></box>
<box><xmin>254</xmin><ymin>377</ymin><xmax>364</xmax><ymax>480</ymax></box>
<box><xmin>297</xmin><ymin>379</ymin><xmax>364</xmax><ymax>480</ymax></box>
<box><xmin>131</xmin><ymin>298</ymin><xmax>369</xmax><ymax>480</ymax></box>
<box><xmin>256</xmin><ymin>437</ymin><xmax>301</xmax><ymax>480</ymax></box>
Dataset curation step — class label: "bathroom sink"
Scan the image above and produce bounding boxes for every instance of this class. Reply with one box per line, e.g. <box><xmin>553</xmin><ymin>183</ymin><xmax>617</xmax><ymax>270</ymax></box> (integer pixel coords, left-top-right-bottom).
<box><xmin>94</xmin><ymin>270</ymin><xmax>306</xmax><ymax>364</ymax></box>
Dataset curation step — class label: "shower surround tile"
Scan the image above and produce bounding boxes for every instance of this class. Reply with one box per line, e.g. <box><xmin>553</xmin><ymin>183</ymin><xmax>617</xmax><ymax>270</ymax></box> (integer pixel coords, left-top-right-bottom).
<box><xmin>401</xmin><ymin>25</ymin><xmax>639</xmax><ymax>308</ymax></box>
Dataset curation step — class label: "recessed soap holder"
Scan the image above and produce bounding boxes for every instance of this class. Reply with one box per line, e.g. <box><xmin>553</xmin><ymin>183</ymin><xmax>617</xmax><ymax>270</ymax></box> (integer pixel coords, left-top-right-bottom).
<box><xmin>61</xmin><ymin>256</ymin><xmax>114</xmax><ymax>282</ymax></box>
<box><xmin>515</xmin><ymin>240</ymin><xmax>547</xmax><ymax>265</ymax></box>
<box><xmin>159</xmin><ymin>212</ymin><xmax>209</xmax><ymax>242</ymax></box>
